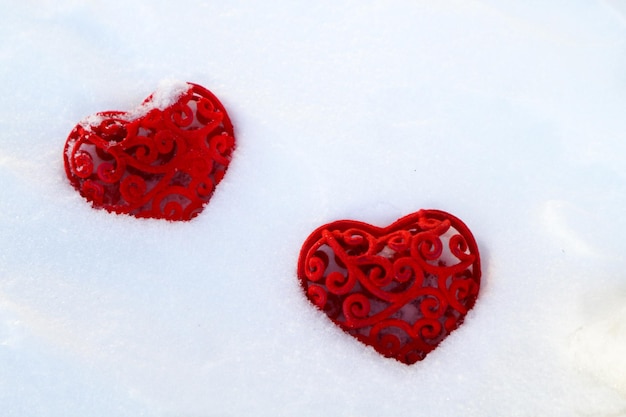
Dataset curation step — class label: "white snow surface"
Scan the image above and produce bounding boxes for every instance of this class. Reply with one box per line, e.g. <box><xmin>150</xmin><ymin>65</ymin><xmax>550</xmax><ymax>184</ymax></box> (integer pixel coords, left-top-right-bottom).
<box><xmin>1</xmin><ymin>1</ymin><xmax>626</xmax><ymax>416</ymax></box>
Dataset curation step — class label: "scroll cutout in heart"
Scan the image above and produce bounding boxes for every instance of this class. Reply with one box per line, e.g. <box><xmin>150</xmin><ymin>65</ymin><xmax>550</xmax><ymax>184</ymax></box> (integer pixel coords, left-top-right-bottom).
<box><xmin>297</xmin><ymin>209</ymin><xmax>481</xmax><ymax>365</ymax></box>
<box><xmin>63</xmin><ymin>81</ymin><xmax>235</xmax><ymax>221</ymax></box>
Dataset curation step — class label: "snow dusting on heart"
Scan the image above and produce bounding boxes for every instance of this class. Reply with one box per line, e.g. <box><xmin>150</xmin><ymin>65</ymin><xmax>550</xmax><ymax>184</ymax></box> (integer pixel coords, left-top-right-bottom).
<box><xmin>78</xmin><ymin>81</ymin><xmax>192</xmax><ymax>130</ymax></box>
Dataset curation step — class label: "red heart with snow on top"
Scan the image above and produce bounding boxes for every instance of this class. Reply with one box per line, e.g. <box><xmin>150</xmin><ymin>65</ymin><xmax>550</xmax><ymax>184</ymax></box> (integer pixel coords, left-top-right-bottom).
<box><xmin>63</xmin><ymin>81</ymin><xmax>235</xmax><ymax>221</ymax></box>
<box><xmin>297</xmin><ymin>209</ymin><xmax>481</xmax><ymax>365</ymax></box>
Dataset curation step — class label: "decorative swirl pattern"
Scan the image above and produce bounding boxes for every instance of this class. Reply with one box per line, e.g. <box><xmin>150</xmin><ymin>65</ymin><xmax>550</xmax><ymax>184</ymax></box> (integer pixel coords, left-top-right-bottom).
<box><xmin>63</xmin><ymin>82</ymin><xmax>235</xmax><ymax>221</ymax></box>
<box><xmin>297</xmin><ymin>209</ymin><xmax>481</xmax><ymax>365</ymax></box>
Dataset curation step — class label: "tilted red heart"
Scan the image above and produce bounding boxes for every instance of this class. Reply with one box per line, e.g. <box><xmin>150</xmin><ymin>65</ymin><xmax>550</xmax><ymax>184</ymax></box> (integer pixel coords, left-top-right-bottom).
<box><xmin>63</xmin><ymin>82</ymin><xmax>235</xmax><ymax>221</ymax></box>
<box><xmin>297</xmin><ymin>209</ymin><xmax>481</xmax><ymax>365</ymax></box>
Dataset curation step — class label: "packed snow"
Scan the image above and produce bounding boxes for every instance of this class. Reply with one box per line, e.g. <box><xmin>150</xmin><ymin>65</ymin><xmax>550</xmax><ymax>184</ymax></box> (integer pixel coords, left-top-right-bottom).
<box><xmin>1</xmin><ymin>1</ymin><xmax>625</xmax><ymax>416</ymax></box>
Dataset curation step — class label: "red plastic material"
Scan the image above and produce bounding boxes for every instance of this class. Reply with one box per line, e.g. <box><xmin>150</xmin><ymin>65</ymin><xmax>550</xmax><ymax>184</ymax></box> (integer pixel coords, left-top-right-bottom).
<box><xmin>63</xmin><ymin>82</ymin><xmax>235</xmax><ymax>221</ymax></box>
<box><xmin>297</xmin><ymin>209</ymin><xmax>481</xmax><ymax>365</ymax></box>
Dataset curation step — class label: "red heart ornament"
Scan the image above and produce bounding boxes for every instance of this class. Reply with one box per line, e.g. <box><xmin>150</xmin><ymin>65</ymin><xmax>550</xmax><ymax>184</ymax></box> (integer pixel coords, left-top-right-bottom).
<box><xmin>63</xmin><ymin>82</ymin><xmax>235</xmax><ymax>221</ymax></box>
<box><xmin>297</xmin><ymin>209</ymin><xmax>481</xmax><ymax>365</ymax></box>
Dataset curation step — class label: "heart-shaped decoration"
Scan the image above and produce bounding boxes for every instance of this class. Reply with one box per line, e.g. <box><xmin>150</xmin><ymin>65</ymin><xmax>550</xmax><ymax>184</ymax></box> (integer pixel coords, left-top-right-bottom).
<box><xmin>297</xmin><ymin>209</ymin><xmax>481</xmax><ymax>365</ymax></box>
<box><xmin>63</xmin><ymin>81</ymin><xmax>235</xmax><ymax>221</ymax></box>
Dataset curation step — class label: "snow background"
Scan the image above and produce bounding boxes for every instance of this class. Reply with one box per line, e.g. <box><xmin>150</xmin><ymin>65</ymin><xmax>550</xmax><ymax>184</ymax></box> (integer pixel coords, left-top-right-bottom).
<box><xmin>1</xmin><ymin>1</ymin><xmax>626</xmax><ymax>416</ymax></box>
